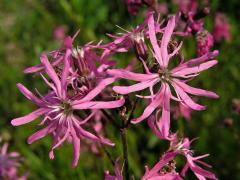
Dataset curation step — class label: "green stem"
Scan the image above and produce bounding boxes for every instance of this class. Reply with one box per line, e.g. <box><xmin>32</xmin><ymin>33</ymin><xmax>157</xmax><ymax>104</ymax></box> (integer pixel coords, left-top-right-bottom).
<box><xmin>120</xmin><ymin>128</ymin><xmax>129</xmax><ymax>180</ymax></box>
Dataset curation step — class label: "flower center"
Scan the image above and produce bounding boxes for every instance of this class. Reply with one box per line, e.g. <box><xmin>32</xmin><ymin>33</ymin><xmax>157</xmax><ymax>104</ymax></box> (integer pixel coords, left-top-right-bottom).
<box><xmin>158</xmin><ymin>69</ymin><xmax>171</xmax><ymax>83</ymax></box>
<box><xmin>60</xmin><ymin>101</ymin><xmax>73</xmax><ymax>115</ymax></box>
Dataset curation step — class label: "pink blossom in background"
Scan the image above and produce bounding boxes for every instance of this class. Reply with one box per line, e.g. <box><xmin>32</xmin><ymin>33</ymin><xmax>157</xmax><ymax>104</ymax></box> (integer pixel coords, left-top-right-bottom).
<box><xmin>126</xmin><ymin>0</ymin><xmax>142</xmax><ymax>16</ymax></box>
<box><xmin>11</xmin><ymin>50</ymin><xmax>125</xmax><ymax>167</ymax></box>
<box><xmin>105</xmin><ymin>159</ymin><xmax>123</xmax><ymax>180</ymax></box>
<box><xmin>107</xmin><ymin>13</ymin><xmax>218</xmax><ymax>139</ymax></box>
<box><xmin>173</xmin><ymin>103</ymin><xmax>193</xmax><ymax>121</ymax></box>
<box><xmin>0</xmin><ymin>143</ymin><xmax>27</xmax><ymax>180</ymax></box>
<box><xmin>126</xmin><ymin>0</ymin><xmax>168</xmax><ymax>16</ymax></box>
<box><xmin>154</xmin><ymin>2</ymin><xmax>168</xmax><ymax>15</ymax></box>
<box><xmin>213</xmin><ymin>13</ymin><xmax>231</xmax><ymax>42</ymax></box>
<box><xmin>81</xmin><ymin>110</ymin><xmax>106</xmax><ymax>154</ymax></box>
<box><xmin>173</xmin><ymin>0</ymin><xmax>197</xmax><ymax>14</ymax></box>
<box><xmin>196</xmin><ymin>30</ymin><xmax>214</xmax><ymax>56</ymax></box>
<box><xmin>53</xmin><ymin>26</ymin><xmax>66</xmax><ymax>41</ymax></box>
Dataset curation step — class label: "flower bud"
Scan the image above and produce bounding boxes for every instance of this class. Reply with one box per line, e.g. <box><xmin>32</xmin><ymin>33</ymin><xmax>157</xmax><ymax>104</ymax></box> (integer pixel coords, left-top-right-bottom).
<box><xmin>132</xmin><ymin>32</ymin><xmax>148</xmax><ymax>60</ymax></box>
<box><xmin>72</xmin><ymin>46</ymin><xmax>90</xmax><ymax>76</ymax></box>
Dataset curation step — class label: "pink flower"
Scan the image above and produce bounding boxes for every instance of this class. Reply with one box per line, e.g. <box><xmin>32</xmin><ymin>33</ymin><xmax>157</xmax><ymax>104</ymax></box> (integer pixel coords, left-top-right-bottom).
<box><xmin>0</xmin><ymin>143</ymin><xmax>27</xmax><ymax>180</ymax></box>
<box><xmin>105</xmin><ymin>159</ymin><xmax>123</xmax><ymax>180</ymax></box>
<box><xmin>196</xmin><ymin>30</ymin><xmax>214</xmax><ymax>56</ymax></box>
<box><xmin>173</xmin><ymin>138</ymin><xmax>217</xmax><ymax>180</ymax></box>
<box><xmin>213</xmin><ymin>13</ymin><xmax>231</xmax><ymax>43</ymax></box>
<box><xmin>142</xmin><ymin>152</ymin><xmax>182</xmax><ymax>180</ymax></box>
<box><xmin>143</xmin><ymin>138</ymin><xmax>217</xmax><ymax>180</ymax></box>
<box><xmin>107</xmin><ymin>14</ymin><xmax>218</xmax><ymax>139</ymax></box>
<box><xmin>11</xmin><ymin>52</ymin><xmax>125</xmax><ymax>167</ymax></box>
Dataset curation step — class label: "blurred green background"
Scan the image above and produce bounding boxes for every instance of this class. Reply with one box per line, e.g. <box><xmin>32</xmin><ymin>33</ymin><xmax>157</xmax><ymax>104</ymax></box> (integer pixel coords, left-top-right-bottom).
<box><xmin>0</xmin><ymin>0</ymin><xmax>240</xmax><ymax>179</ymax></box>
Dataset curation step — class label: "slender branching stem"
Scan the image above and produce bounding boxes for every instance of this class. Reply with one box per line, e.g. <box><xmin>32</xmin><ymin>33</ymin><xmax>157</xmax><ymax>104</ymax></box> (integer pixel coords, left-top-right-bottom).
<box><xmin>101</xmin><ymin>109</ymin><xmax>120</xmax><ymax>128</ymax></box>
<box><xmin>120</xmin><ymin>128</ymin><xmax>129</xmax><ymax>180</ymax></box>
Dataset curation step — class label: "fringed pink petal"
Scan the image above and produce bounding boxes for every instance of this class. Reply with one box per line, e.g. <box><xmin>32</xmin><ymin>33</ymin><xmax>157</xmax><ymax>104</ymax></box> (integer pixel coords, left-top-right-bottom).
<box><xmin>157</xmin><ymin>84</ymin><xmax>171</xmax><ymax>138</ymax></box>
<box><xmin>132</xmin><ymin>94</ymin><xmax>162</xmax><ymax>124</ymax></box>
<box><xmin>172</xmin><ymin>60</ymin><xmax>218</xmax><ymax>77</ymax></box>
<box><xmin>27</xmin><ymin>122</ymin><xmax>57</xmax><ymax>144</ymax></box>
<box><xmin>72</xmin><ymin>77</ymin><xmax>116</xmax><ymax>105</ymax></box>
<box><xmin>107</xmin><ymin>69</ymin><xmax>158</xmax><ymax>82</ymax></box>
<box><xmin>72</xmin><ymin>98</ymin><xmax>125</xmax><ymax>110</ymax></box>
<box><xmin>173</xmin><ymin>83</ymin><xmax>206</xmax><ymax>111</ymax></box>
<box><xmin>160</xmin><ymin>15</ymin><xmax>176</xmax><ymax>66</ymax></box>
<box><xmin>40</xmin><ymin>53</ymin><xmax>62</xmax><ymax>98</ymax></box>
<box><xmin>11</xmin><ymin>108</ymin><xmax>48</xmax><ymax>126</ymax></box>
<box><xmin>61</xmin><ymin>49</ymin><xmax>71</xmax><ymax>99</ymax></box>
<box><xmin>173</xmin><ymin>79</ymin><xmax>219</xmax><ymax>99</ymax></box>
<box><xmin>113</xmin><ymin>79</ymin><xmax>158</xmax><ymax>95</ymax></box>
<box><xmin>17</xmin><ymin>83</ymin><xmax>43</xmax><ymax>105</ymax></box>
<box><xmin>148</xmin><ymin>13</ymin><xmax>163</xmax><ymax>67</ymax></box>
<box><xmin>71</xmin><ymin>127</ymin><xmax>80</xmax><ymax>168</ymax></box>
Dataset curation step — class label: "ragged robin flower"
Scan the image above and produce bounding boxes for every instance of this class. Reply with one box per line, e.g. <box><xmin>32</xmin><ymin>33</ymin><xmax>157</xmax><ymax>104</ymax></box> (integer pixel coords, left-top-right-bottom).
<box><xmin>11</xmin><ymin>51</ymin><xmax>125</xmax><ymax>167</ymax></box>
<box><xmin>107</xmin><ymin>13</ymin><xmax>218</xmax><ymax>139</ymax></box>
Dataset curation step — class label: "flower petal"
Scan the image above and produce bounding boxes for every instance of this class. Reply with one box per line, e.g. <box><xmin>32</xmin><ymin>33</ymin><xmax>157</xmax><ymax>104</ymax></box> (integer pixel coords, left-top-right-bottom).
<box><xmin>72</xmin><ymin>77</ymin><xmax>116</xmax><ymax>105</ymax></box>
<box><xmin>11</xmin><ymin>108</ymin><xmax>48</xmax><ymax>126</ymax></box>
<box><xmin>148</xmin><ymin>116</ymin><xmax>164</xmax><ymax>140</ymax></box>
<box><xmin>61</xmin><ymin>49</ymin><xmax>71</xmax><ymax>98</ymax></box>
<box><xmin>17</xmin><ymin>83</ymin><xmax>42</xmax><ymax>105</ymax></box>
<box><xmin>132</xmin><ymin>92</ymin><xmax>163</xmax><ymax>124</ymax></box>
<box><xmin>148</xmin><ymin>14</ymin><xmax>163</xmax><ymax>67</ymax></box>
<box><xmin>157</xmin><ymin>84</ymin><xmax>171</xmax><ymax>138</ymax></box>
<box><xmin>27</xmin><ymin>122</ymin><xmax>57</xmax><ymax>144</ymax></box>
<box><xmin>185</xmin><ymin>50</ymin><xmax>219</xmax><ymax>67</ymax></box>
<box><xmin>174</xmin><ymin>79</ymin><xmax>219</xmax><ymax>99</ymax></box>
<box><xmin>72</xmin><ymin>99</ymin><xmax>125</xmax><ymax>110</ymax></box>
<box><xmin>24</xmin><ymin>56</ymin><xmax>63</xmax><ymax>74</ymax></box>
<box><xmin>172</xmin><ymin>60</ymin><xmax>218</xmax><ymax>77</ymax></box>
<box><xmin>173</xmin><ymin>83</ymin><xmax>206</xmax><ymax>111</ymax></box>
<box><xmin>74</xmin><ymin>121</ymin><xmax>114</xmax><ymax>146</ymax></box>
<box><xmin>161</xmin><ymin>15</ymin><xmax>176</xmax><ymax>66</ymax></box>
<box><xmin>40</xmin><ymin>53</ymin><xmax>62</xmax><ymax>98</ymax></box>
<box><xmin>113</xmin><ymin>79</ymin><xmax>158</xmax><ymax>95</ymax></box>
<box><xmin>71</xmin><ymin>128</ymin><xmax>80</xmax><ymax>168</ymax></box>
<box><xmin>107</xmin><ymin>69</ymin><xmax>158</xmax><ymax>82</ymax></box>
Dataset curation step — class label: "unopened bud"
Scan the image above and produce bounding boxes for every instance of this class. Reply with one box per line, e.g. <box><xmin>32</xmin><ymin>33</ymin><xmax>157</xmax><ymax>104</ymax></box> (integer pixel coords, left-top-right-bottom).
<box><xmin>223</xmin><ymin>118</ymin><xmax>233</xmax><ymax>127</ymax></box>
<box><xmin>132</xmin><ymin>32</ymin><xmax>148</xmax><ymax>60</ymax></box>
<box><xmin>72</xmin><ymin>46</ymin><xmax>90</xmax><ymax>76</ymax></box>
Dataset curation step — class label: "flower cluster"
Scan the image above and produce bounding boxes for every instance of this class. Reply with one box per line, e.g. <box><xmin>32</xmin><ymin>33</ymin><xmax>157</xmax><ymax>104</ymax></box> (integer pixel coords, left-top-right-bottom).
<box><xmin>0</xmin><ymin>143</ymin><xmax>27</xmax><ymax>180</ymax></box>
<box><xmin>12</xmin><ymin>33</ymin><xmax>125</xmax><ymax>168</ymax></box>
<box><xmin>11</xmin><ymin>1</ymin><xmax>224</xmax><ymax>179</ymax></box>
